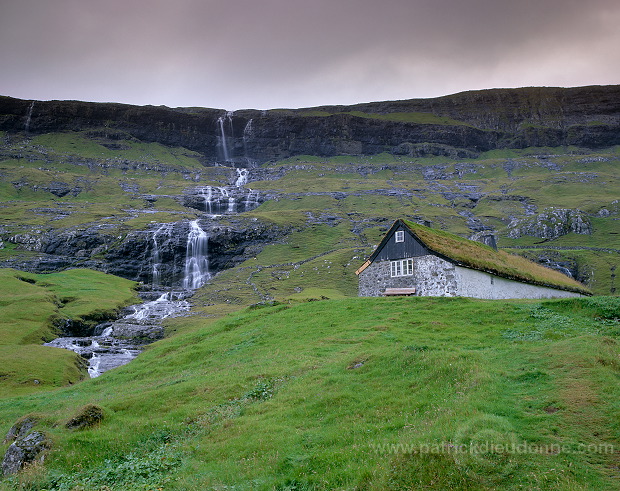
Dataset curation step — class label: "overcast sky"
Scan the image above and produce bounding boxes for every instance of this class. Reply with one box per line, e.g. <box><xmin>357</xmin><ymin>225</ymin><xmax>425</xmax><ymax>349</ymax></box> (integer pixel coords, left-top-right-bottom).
<box><xmin>1</xmin><ymin>0</ymin><xmax>618</xmax><ymax>110</ymax></box>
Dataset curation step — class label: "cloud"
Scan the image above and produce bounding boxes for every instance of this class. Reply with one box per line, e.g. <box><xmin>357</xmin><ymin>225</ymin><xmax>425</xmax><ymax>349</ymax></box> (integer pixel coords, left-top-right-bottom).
<box><xmin>1</xmin><ymin>0</ymin><xmax>618</xmax><ymax>109</ymax></box>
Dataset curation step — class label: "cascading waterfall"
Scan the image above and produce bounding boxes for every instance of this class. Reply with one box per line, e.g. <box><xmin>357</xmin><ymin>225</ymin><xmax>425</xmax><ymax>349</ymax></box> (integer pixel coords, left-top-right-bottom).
<box><xmin>235</xmin><ymin>168</ymin><xmax>249</xmax><ymax>187</ymax></box>
<box><xmin>151</xmin><ymin>223</ymin><xmax>173</xmax><ymax>287</ymax></box>
<box><xmin>200</xmin><ymin>186</ymin><xmax>214</xmax><ymax>213</ymax></box>
<box><xmin>183</xmin><ymin>220</ymin><xmax>210</xmax><ymax>289</ymax></box>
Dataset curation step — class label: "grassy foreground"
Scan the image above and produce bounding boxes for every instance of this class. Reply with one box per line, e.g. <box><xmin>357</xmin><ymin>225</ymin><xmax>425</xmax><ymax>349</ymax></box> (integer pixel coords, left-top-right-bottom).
<box><xmin>1</xmin><ymin>295</ymin><xmax>618</xmax><ymax>490</ymax></box>
<box><xmin>0</xmin><ymin>268</ymin><xmax>138</xmax><ymax>395</ymax></box>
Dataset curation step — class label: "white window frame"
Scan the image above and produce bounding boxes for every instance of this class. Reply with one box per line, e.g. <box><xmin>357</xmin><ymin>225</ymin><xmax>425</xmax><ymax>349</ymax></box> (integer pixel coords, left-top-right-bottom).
<box><xmin>391</xmin><ymin>258</ymin><xmax>413</xmax><ymax>277</ymax></box>
<box><xmin>395</xmin><ymin>230</ymin><xmax>404</xmax><ymax>243</ymax></box>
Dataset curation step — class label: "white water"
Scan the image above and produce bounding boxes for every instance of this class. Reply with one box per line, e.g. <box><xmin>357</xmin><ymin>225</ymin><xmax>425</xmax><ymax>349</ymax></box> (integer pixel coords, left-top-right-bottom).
<box><xmin>200</xmin><ymin>186</ymin><xmax>214</xmax><ymax>213</ymax></box>
<box><xmin>125</xmin><ymin>292</ymin><xmax>190</xmax><ymax>322</ymax></box>
<box><xmin>182</xmin><ymin>220</ymin><xmax>210</xmax><ymax>289</ymax></box>
<box><xmin>151</xmin><ymin>223</ymin><xmax>173</xmax><ymax>287</ymax></box>
<box><xmin>235</xmin><ymin>168</ymin><xmax>249</xmax><ymax>187</ymax></box>
<box><xmin>244</xmin><ymin>189</ymin><xmax>260</xmax><ymax>211</ymax></box>
<box><xmin>217</xmin><ymin>187</ymin><xmax>236</xmax><ymax>212</ymax></box>
<box><xmin>24</xmin><ymin>101</ymin><xmax>34</xmax><ymax>132</ymax></box>
<box><xmin>46</xmin><ymin>291</ymin><xmax>191</xmax><ymax>378</ymax></box>
<box><xmin>217</xmin><ymin>111</ymin><xmax>234</xmax><ymax>162</ymax></box>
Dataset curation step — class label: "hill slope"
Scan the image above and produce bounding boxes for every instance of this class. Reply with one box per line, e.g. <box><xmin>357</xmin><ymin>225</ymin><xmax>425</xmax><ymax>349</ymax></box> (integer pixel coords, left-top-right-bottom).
<box><xmin>0</xmin><ymin>296</ymin><xmax>619</xmax><ymax>489</ymax></box>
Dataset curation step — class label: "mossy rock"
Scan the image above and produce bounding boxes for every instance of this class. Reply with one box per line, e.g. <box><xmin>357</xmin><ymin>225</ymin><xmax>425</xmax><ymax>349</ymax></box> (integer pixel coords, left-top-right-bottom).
<box><xmin>65</xmin><ymin>404</ymin><xmax>104</xmax><ymax>430</ymax></box>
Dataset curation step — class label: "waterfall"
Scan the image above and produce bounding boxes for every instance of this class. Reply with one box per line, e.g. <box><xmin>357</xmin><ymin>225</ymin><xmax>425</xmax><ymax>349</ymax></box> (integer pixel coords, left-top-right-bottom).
<box><xmin>24</xmin><ymin>101</ymin><xmax>34</xmax><ymax>132</ymax></box>
<box><xmin>235</xmin><ymin>168</ymin><xmax>249</xmax><ymax>187</ymax></box>
<box><xmin>244</xmin><ymin>189</ymin><xmax>260</xmax><ymax>211</ymax></box>
<box><xmin>243</xmin><ymin>118</ymin><xmax>253</xmax><ymax>160</ymax></box>
<box><xmin>151</xmin><ymin>223</ymin><xmax>173</xmax><ymax>287</ymax></box>
<box><xmin>217</xmin><ymin>117</ymin><xmax>229</xmax><ymax>162</ymax></box>
<box><xmin>217</xmin><ymin>111</ymin><xmax>234</xmax><ymax>163</ymax></box>
<box><xmin>218</xmin><ymin>187</ymin><xmax>236</xmax><ymax>213</ymax></box>
<box><xmin>183</xmin><ymin>220</ymin><xmax>210</xmax><ymax>289</ymax></box>
<box><xmin>200</xmin><ymin>186</ymin><xmax>214</xmax><ymax>213</ymax></box>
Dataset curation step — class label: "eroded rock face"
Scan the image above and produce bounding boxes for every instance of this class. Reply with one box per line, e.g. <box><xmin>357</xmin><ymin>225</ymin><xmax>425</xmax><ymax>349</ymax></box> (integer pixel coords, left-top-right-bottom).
<box><xmin>2</xmin><ymin>86</ymin><xmax>619</xmax><ymax>163</ymax></box>
<box><xmin>0</xmin><ymin>217</ymin><xmax>289</xmax><ymax>288</ymax></box>
<box><xmin>508</xmin><ymin>208</ymin><xmax>592</xmax><ymax>239</ymax></box>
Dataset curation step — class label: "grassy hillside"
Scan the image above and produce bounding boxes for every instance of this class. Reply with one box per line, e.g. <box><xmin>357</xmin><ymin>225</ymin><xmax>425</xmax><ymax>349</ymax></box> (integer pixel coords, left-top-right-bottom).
<box><xmin>0</xmin><ymin>296</ymin><xmax>618</xmax><ymax>489</ymax></box>
<box><xmin>0</xmin><ymin>268</ymin><xmax>138</xmax><ymax>395</ymax></box>
<box><xmin>0</xmin><ymin>129</ymin><xmax>619</xmax><ymax>489</ymax></box>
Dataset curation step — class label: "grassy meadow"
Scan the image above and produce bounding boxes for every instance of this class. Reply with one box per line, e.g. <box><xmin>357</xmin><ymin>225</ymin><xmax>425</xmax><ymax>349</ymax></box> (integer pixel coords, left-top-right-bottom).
<box><xmin>0</xmin><ymin>295</ymin><xmax>618</xmax><ymax>489</ymax></box>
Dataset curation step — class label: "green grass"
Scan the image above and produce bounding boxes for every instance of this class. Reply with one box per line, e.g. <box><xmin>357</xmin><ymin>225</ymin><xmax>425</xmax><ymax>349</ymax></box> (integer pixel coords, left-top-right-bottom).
<box><xmin>0</xmin><ymin>269</ymin><xmax>137</xmax><ymax>395</ymax></box>
<box><xmin>0</xmin><ymin>296</ymin><xmax>618</xmax><ymax>489</ymax></box>
<box><xmin>31</xmin><ymin>132</ymin><xmax>205</xmax><ymax>168</ymax></box>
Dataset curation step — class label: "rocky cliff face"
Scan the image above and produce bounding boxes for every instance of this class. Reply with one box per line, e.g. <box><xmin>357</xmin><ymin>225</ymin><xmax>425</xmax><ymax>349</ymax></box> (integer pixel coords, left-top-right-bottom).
<box><xmin>3</xmin><ymin>217</ymin><xmax>287</xmax><ymax>288</ymax></box>
<box><xmin>508</xmin><ymin>208</ymin><xmax>593</xmax><ymax>240</ymax></box>
<box><xmin>2</xmin><ymin>85</ymin><xmax>619</xmax><ymax>163</ymax></box>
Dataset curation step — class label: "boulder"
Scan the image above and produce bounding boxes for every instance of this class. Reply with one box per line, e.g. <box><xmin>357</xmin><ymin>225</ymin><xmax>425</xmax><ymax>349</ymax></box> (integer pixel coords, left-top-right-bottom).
<box><xmin>2</xmin><ymin>418</ymin><xmax>50</xmax><ymax>476</ymax></box>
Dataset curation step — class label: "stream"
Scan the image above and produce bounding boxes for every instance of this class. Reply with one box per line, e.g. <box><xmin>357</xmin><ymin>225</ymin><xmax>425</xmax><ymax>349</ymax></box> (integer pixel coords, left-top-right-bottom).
<box><xmin>44</xmin><ymin>164</ymin><xmax>259</xmax><ymax>377</ymax></box>
<box><xmin>45</xmin><ymin>290</ymin><xmax>192</xmax><ymax>377</ymax></box>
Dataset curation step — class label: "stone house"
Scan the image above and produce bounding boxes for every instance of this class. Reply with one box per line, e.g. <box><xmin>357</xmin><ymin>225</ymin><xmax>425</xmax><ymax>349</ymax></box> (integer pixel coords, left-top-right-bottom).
<box><xmin>356</xmin><ymin>219</ymin><xmax>590</xmax><ymax>299</ymax></box>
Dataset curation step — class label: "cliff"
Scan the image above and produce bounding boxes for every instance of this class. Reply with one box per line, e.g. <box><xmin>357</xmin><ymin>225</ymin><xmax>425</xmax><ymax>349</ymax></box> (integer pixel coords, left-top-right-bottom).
<box><xmin>1</xmin><ymin>85</ymin><xmax>619</xmax><ymax>163</ymax></box>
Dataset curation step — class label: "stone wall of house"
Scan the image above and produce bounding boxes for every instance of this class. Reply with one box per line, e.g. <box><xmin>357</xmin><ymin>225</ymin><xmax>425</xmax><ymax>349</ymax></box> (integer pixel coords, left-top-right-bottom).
<box><xmin>455</xmin><ymin>266</ymin><xmax>583</xmax><ymax>299</ymax></box>
<box><xmin>358</xmin><ymin>255</ymin><xmax>457</xmax><ymax>297</ymax></box>
<box><xmin>358</xmin><ymin>254</ymin><xmax>582</xmax><ymax>298</ymax></box>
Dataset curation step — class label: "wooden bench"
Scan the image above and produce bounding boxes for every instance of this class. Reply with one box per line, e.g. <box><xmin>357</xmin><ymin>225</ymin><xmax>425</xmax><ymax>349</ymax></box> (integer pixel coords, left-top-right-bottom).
<box><xmin>383</xmin><ymin>288</ymin><xmax>416</xmax><ymax>296</ymax></box>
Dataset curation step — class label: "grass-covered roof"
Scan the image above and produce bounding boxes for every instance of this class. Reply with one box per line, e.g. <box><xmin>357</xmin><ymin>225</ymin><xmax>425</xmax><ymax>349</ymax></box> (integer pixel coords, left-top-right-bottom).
<box><xmin>392</xmin><ymin>219</ymin><xmax>591</xmax><ymax>295</ymax></box>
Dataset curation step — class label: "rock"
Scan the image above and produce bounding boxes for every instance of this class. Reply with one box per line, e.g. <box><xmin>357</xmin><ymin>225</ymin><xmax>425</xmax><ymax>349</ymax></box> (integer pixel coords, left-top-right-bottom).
<box><xmin>508</xmin><ymin>208</ymin><xmax>592</xmax><ymax>239</ymax></box>
<box><xmin>469</xmin><ymin>230</ymin><xmax>498</xmax><ymax>249</ymax></box>
<box><xmin>2</xmin><ymin>444</ymin><xmax>25</xmax><ymax>476</ymax></box>
<box><xmin>110</xmin><ymin>321</ymin><xmax>164</xmax><ymax>342</ymax></box>
<box><xmin>65</xmin><ymin>404</ymin><xmax>104</xmax><ymax>430</ymax></box>
<box><xmin>42</xmin><ymin>181</ymin><xmax>81</xmax><ymax>197</ymax></box>
<box><xmin>0</xmin><ymin>216</ymin><xmax>288</xmax><ymax>288</ymax></box>
<box><xmin>2</xmin><ymin>420</ymin><xmax>50</xmax><ymax>476</ymax></box>
<box><xmin>3</xmin><ymin>417</ymin><xmax>38</xmax><ymax>444</ymax></box>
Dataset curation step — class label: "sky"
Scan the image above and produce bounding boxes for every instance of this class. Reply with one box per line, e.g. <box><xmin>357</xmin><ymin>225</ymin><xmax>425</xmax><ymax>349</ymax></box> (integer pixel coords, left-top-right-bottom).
<box><xmin>1</xmin><ymin>0</ymin><xmax>619</xmax><ymax>111</ymax></box>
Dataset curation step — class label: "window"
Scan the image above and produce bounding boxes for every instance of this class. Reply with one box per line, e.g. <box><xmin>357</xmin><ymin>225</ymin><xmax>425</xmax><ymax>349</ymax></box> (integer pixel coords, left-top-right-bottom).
<box><xmin>395</xmin><ymin>230</ymin><xmax>404</xmax><ymax>243</ymax></box>
<box><xmin>391</xmin><ymin>259</ymin><xmax>413</xmax><ymax>277</ymax></box>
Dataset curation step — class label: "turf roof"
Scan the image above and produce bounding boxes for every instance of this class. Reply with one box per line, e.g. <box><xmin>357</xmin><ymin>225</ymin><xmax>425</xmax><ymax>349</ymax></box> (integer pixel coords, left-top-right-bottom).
<box><xmin>364</xmin><ymin>219</ymin><xmax>591</xmax><ymax>295</ymax></box>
